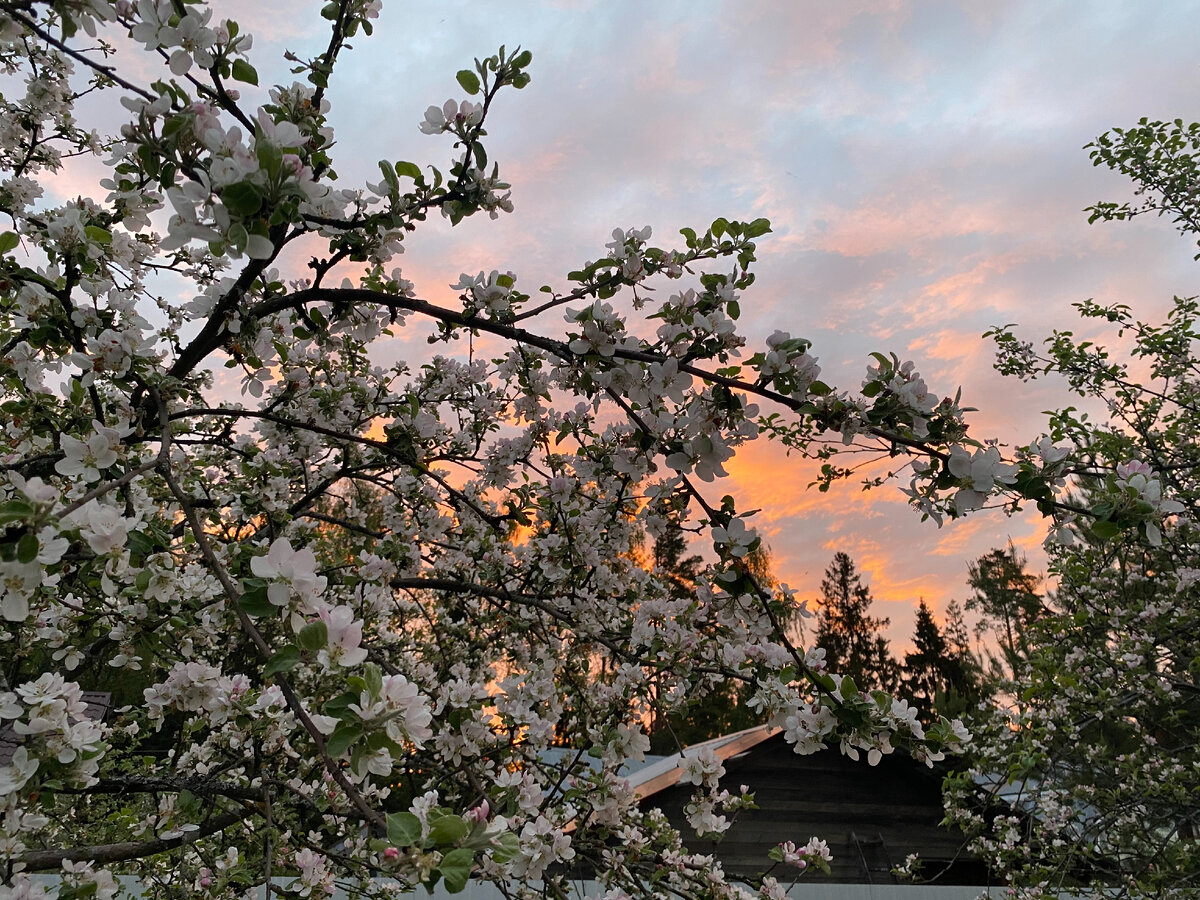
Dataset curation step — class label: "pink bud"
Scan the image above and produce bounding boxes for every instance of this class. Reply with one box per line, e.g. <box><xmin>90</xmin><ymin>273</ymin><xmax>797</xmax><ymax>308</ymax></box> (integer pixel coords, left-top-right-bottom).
<box><xmin>383</xmin><ymin>847</ymin><xmax>399</xmax><ymax>861</ymax></box>
<box><xmin>466</xmin><ymin>799</ymin><xmax>490</xmax><ymax>824</ymax></box>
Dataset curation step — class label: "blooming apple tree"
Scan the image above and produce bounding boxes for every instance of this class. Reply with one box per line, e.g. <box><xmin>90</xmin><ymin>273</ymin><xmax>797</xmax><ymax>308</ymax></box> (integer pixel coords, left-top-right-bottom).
<box><xmin>0</xmin><ymin>3</ymin><xmax>1182</xmax><ymax>899</ymax></box>
<box><xmin>945</xmin><ymin>297</ymin><xmax>1200</xmax><ymax>898</ymax></box>
<box><xmin>940</xmin><ymin>118</ymin><xmax>1200</xmax><ymax>899</ymax></box>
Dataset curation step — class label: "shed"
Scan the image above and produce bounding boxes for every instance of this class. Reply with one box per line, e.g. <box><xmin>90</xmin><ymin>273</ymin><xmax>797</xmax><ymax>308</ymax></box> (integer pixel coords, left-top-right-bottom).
<box><xmin>632</xmin><ymin>726</ymin><xmax>987</xmax><ymax>885</ymax></box>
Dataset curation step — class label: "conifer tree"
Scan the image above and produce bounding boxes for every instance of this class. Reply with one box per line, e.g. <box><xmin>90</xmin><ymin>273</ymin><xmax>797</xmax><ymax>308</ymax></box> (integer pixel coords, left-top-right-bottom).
<box><xmin>902</xmin><ymin>599</ymin><xmax>983</xmax><ymax>720</ymax></box>
<box><xmin>814</xmin><ymin>552</ymin><xmax>900</xmax><ymax>691</ymax></box>
<box><xmin>966</xmin><ymin>542</ymin><xmax>1043</xmax><ymax>682</ymax></box>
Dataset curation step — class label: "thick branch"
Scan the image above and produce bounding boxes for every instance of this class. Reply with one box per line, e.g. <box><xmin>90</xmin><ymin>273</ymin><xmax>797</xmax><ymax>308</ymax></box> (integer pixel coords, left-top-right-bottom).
<box><xmin>65</xmin><ymin>774</ymin><xmax>264</xmax><ymax>802</ymax></box>
<box><xmin>20</xmin><ymin>809</ymin><xmax>248</xmax><ymax>872</ymax></box>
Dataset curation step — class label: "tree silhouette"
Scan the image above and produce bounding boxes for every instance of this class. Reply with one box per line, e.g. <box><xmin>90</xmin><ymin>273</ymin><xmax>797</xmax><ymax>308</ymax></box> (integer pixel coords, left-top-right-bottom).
<box><xmin>902</xmin><ymin>599</ymin><xmax>984</xmax><ymax>721</ymax></box>
<box><xmin>966</xmin><ymin>542</ymin><xmax>1043</xmax><ymax>682</ymax></box>
<box><xmin>814</xmin><ymin>552</ymin><xmax>900</xmax><ymax>691</ymax></box>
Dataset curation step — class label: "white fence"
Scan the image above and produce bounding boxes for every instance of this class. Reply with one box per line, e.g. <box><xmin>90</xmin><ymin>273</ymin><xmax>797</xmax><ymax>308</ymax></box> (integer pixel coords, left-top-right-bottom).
<box><xmin>17</xmin><ymin>875</ymin><xmax>1034</xmax><ymax>899</ymax></box>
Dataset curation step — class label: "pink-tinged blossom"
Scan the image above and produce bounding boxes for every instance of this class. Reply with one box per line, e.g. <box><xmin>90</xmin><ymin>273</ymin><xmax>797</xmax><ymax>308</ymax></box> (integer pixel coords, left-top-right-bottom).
<box><xmin>0</xmin><ymin>746</ymin><xmax>38</xmax><ymax>795</ymax></box>
<box><xmin>452</xmin><ymin>270</ymin><xmax>515</xmax><ymax>317</ymax></box>
<box><xmin>464</xmin><ymin>798</ymin><xmax>490</xmax><ymax>825</ymax></box>
<box><xmin>347</xmin><ymin>673</ymin><xmax>433</xmax><ymax>749</ymax></box>
<box><xmin>143</xmin><ymin>661</ymin><xmax>239</xmax><ymax>728</ymax></box>
<box><xmin>250</xmin><ymin>538</ymin><xmax>327</xmax><ymax>613</ymax></box>
<box><xmin>610</xmin><ymin>723</ymin><xmax>651</xmax><ymax>763</ymax></box>
<box><xmin>418</xmin><ymin>99</ymin><xmax>481</xmax><ymax>135</ymax></box>
<box><xmin>55</xmin><ymin>423</ymin><xmax>121</xmax><ymax>482</ymax></box>
<box><xmin>778</xmin><ymin>841</ymin><xmax>807</xmax><ymax>868</ymax></box>
<box><xmin>888</xmin><ymin>698</ymin><xmax>925</xmax><ymax>741</ymax></box>
<box><xmin>710</xmin><ymin>516</ymin><xmax>755</xmax><ymax>558</ymax></box>
<box><xmin>804</xmin><ymin>836</ymin><xmax>833</xmax><ymax>862</ymax></box>
<box><xmin>947</xmin><ymin>445</ymin><xmax>1018</xmax><ymax>512</ymax></box>
<box><xmin>73</xmin><ymin>502</ymin><xmax>129</xmax><ymax>555</ymax></box>
<box><xmin>680</xmin><ymin>746</ymin><xmax>725</xmax><ymax>786</ymax></box>
<box><xmin>293</xmin><ymin>848</ymin><xmax>335</xmax><ymax>897</ymax></box>
<box><xmin>318</xmin><ymin>605</ymin><xmax>368</xmax><ymax>668</ymax></box>
<box><xmin>1114</xmin><ymin>460</ymin><xmax>1185</xmax><ymax>545</ymax></box>
<box><xmin>1030</xmin><ymin>436</ymin><xmax>1070</xmax><ymax>466</ymax></box>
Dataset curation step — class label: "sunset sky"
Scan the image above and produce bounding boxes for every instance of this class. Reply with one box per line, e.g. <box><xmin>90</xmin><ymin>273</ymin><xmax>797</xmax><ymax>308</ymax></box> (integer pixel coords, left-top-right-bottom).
<box><xmin>77</xmin><ymin>1</ymin><xmax>1200</xmax><ymax>648</ymax></box>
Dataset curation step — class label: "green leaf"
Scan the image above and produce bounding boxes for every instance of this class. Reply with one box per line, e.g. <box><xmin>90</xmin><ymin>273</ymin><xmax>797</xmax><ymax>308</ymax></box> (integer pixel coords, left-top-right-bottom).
<box><xmin>222</xmin><ymin>182</ymin><xmax>263</xmax><ymax>217</ymax></box>
<box><xmin>298</xmin><ymin>621</ymin><xmax>328</xmax><ymax>652</ymax></box>
<box><xmin>395</xmin><ymin>160</ymin><xmax>422</xmax><ymax>180</ymax></box>
<box><xmin>84</xmin><ymin>225</ymin><xmax>112</xmax><ymax>245</ymax></box>
<box><xmin>438</xmin><ymin>848</ymin><xmax>475</xmax><ymax>893</ymax></box>
<box><xmin>488</xmin><ymin>831</ymin><xmax>520</xmax><ymax>864</ymax></box>
<box><xmin>364</xmin><ymin>662</ymin><xmax>383</xmax><ymax>700</ymax></box>
<box><xmin>377</xmin><ymin>160</ymin><xmax>399</xmax><ymax>194</ymax></box>
<box><xmin>0</xmin><ymin>500</ymin><xmax>33</xmax><ymax>525</ymax></box>
<box><xmin>386</xmin><ymin>811</ymin><xmax>423</xmax><ymax>847</ymax></box>
<box><xmin>839</xmin><ymin>675</ymin><xmax>859</xmax><ymax>700</ymax></box>
<box><xmin>126</xmin><ymin>530</ymin><xmax>155</xmax><ymax>559</ymax></box>
<box><xmin>0</xmin><ymin>231</ymin><xmax>20</xmax><ymax>254</ymax></box>
<box><xmin>236</xmin><ymin>584</ymin><xmax>275</xmax><ymax>617</ymax></box>
<box><xmin>231</xmin><ymin>58</ymin><xmax>259</xmax><ymax>85</ymax></box>
<box><xmin>745</xmin><ymin>217</ymin><xmax>772</xmax><ymax>238</ymax></box>
<box><xmin>16</xmin><ymin>532</ymin><xmax>38</xmax><ymax>564</ymax></box>
<box><xmin>322</xmin><ymin>690</ymin><xmax>359</xmax><ymax>719</ymax></box>
<box><xmin>511</xmin><ymin>49</ymin><xmax>533</xmax><ymax>69</ymax></box>
<box><xmin>428</xmin><ymin>813</ymin><xmax>469</xmax><ymax>845</ymax></box>
<box><xmin>256</xmin><ymin>139</ymin><xmax>284</xmax><ymax>174</ymax></box>
<box><xmin>1090</xmin><ymin>519</ymin><xmax>1122</xmax><ymax>540</ymax></box>
<box><xmin>264</xmin><ymin>645</ymin><xmax>301</xmax><ymax>677</ymax></box>
<box><xmin>456</xmin><ymin>69</ymin><xmax>481</xmax><ymax>95</ymax></box>
<box><xmin>325</xmin><ymin>721</ymin><xmax>364</xmax><ymax>758</ymax></box>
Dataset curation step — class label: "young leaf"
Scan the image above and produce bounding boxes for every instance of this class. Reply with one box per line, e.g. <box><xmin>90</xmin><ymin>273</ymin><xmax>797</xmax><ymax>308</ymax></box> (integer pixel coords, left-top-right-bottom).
<box><xmin>236</xmin><ymin>585</ymin><xmax>275</xmax><ymax>618</ymax></box>
<box><xmin>231</xmin><ymin>59</ymin><xmax>259</xmax><ymax>85</ymax></box>
<box><xmin>438</xmin><ymin>848</ymin><xmax>475</xmax><ymax>893</ymax></box>
<box><xmin>325</xmin><ymin>721</ymin><xmax>364</xmax><ymax>758</ymax></box>
<box><xmin>264</xmin><ymin>645</ymin><xmax>302</xmax><ymax>677</ymax></box>
<box><xmin>428</xmin><ymin>813</ymin><xmax>469</xmax><ymax>845</ymax></box>
<box><xmin>395</xmin><ymin>160</ymin><xmax>422</xmax><ymax>180</ymax></box>
<box><xmin>456</xmin><ymin>69</ymin><xmax>481</xmax><ymax>95</ymax></box>
<box><xmin>386</xmin><ymin>811</ymin><xmax>423</xmax><ymax>847</ymax></box>
<box><xmin>298</xmin><ymin>621</ymin><xmax>328</xmax><ymax>652</ymax></box>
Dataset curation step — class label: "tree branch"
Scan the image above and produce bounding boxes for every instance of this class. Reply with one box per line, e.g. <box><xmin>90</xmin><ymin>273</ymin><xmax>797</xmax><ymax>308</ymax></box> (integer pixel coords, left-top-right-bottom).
<box><xmin>20</xmin><ymin>809</ymin><xmax>249</xmax><ymax>872</ymax></box>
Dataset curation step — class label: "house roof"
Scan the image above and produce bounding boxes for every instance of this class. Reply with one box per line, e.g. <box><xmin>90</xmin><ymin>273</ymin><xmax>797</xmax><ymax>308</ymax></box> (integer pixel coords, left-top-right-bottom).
<box><xmin>626</xmin><ymin>724</ymin><xmax>781</xmax><ymax>799</ymax></box>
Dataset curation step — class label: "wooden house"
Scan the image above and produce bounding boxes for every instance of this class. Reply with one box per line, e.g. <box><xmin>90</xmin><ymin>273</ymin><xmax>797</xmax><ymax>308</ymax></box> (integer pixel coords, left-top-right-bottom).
<box><xmin>631</xmin><ymin>726</ymin><xmax>988</xmax><ymax>885</ymax></box>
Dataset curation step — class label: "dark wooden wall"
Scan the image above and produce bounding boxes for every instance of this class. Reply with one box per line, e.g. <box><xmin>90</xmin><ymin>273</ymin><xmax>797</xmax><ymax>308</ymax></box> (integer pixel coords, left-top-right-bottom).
<box><xmin>639</xmin><ymin>734</ymin><xmax>987</xmax><ymax>884</ymax></box>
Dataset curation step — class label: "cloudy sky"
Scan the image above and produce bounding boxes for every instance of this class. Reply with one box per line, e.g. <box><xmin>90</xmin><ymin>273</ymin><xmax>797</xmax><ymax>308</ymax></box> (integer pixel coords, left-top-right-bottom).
<box><xmin>137</xmin><ymin>1</ymin><xmax>1200</xmax><ymax>646</ymax></box>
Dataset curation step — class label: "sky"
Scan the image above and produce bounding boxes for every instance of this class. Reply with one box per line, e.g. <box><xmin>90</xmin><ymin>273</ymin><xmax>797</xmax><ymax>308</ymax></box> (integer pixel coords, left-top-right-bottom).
<box><xmin>86</xmin><ymin>1</ymin><xmax>1200</xmax><ymax>648</ymax></box>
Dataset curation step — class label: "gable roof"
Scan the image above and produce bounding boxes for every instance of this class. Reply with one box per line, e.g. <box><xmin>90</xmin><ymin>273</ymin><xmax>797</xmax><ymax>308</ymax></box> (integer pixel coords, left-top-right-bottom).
<box><xmin>627</xmin><ymin>724</ymin><xmax>781</xmax><ymax>799</ymax></box>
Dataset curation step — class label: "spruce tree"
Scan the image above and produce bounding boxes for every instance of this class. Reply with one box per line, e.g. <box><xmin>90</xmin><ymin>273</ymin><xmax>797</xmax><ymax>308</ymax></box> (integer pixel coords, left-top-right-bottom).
<box><xmin>901</xmin><ymin>598</ymin><xmax>985</xmax><ymax>720</ymax></box>
<box><xmin>814</xmin><ymin>552</ymin><xmax>900</xmax><ymax>691</ymax></box>
<box><xmin>966</xmin><ymin>542</ymin><xmax>1043</xmax><ymax>682</ymax></box>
